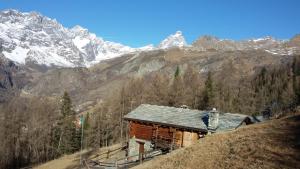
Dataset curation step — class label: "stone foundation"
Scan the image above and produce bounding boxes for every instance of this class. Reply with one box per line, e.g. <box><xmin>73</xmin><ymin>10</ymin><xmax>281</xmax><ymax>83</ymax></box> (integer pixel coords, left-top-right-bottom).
<box><xmin>128</xmin><ymin>136</ymin><xmax>152</xmax><ymax>161</ymax></box>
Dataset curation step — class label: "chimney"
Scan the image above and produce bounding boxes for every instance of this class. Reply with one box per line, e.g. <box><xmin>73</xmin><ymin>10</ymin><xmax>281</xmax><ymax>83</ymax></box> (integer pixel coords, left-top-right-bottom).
<box><xmin>208</xmin><ymin>108</ymin><xmax>219</xmax><ymax>130</ymax></box>
<box><xmin>180</xmin><ymin>105</ymin><xmax>189</xmax><ymax>109</ymax></box>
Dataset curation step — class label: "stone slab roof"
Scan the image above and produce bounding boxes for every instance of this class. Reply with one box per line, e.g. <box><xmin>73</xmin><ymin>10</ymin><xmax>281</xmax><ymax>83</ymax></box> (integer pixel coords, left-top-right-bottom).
<box><xmin>124</xmin><ymin>104</ymin><xmax>251</xmax><ymax>132</ymax></box>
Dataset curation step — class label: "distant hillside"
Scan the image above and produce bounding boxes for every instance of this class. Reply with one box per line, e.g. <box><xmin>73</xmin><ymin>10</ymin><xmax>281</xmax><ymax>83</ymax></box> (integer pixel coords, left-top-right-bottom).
<box><xmin>22</xmin><ymin>49</ymin><xmax>294</xmax><ymax>111</ymax></box>
<box><xmin>134</xmin><ymin>113</ymin><xmax>300</xmax><ymax>169</ymax></box>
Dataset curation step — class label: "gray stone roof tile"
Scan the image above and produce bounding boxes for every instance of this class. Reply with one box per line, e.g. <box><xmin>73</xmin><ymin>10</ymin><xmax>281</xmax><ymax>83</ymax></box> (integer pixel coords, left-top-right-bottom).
<box><xmin>124</xmin><ymin>104</ymin><xmax>251</xmax><ymax>132</ymax></box>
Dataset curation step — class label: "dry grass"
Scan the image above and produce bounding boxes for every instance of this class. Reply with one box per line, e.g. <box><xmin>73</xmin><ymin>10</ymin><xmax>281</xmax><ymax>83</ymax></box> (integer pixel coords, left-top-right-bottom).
<box><xmin>134</xmin><ymin>114</ymin><xmax>300</xmax><ymax>169</ymax></box>
<box><xmin>34</xmin><ymin>114</ymin><xmax>300</xmax><ymax>169</ymax></box>
<box><xmin>34</xmin><ymin>144</ymin><xmax>124</xmax><ymax>169</ymax></box>
<box><xmin>33</xmin><ymin>151</ymin><xmax>82</xmax><ymax>169</ymax></box>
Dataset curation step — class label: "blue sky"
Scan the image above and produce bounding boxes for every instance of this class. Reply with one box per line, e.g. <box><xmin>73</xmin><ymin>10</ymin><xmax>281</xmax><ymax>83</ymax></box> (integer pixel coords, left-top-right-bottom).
<box><xmin>0</xmin><ymin>0</ymin><xmax>300</xmax><ymax>47</ymax></box>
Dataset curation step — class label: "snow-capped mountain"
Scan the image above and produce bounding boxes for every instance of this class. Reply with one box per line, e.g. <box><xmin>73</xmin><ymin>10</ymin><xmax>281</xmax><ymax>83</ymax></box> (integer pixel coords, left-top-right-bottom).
<box><xmin>0</xmin><ymin>9</ymin><xmax>299</xmax><ymax>68</ymax></box>
<box><xmin>158</xmin><ymin>31</ymin><xmax>187</xmax><ymax>49</ymax></box>
<box><xmin>0</xmin><ymin>9</ymin><xmax>148</xmax><ymax>67</ymax></box>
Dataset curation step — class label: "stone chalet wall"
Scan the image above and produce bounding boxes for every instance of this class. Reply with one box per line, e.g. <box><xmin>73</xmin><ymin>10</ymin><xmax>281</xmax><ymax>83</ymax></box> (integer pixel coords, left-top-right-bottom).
<box><xmin>128</xmin><ymin>136</ymin><xmax>152</xmax><ymax>161</ymax></box>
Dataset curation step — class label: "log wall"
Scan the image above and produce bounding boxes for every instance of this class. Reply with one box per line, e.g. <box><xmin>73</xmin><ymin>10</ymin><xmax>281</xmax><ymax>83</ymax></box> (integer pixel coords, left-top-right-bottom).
<box><xmin>129</xmin><ymin>121</ymin><xmax>201</xmax><ymax>148</ymax></box>
<box><xmin>129</xmin><ymin>122</ymin><xmax>153</xmax><ymax>140</ymax></box>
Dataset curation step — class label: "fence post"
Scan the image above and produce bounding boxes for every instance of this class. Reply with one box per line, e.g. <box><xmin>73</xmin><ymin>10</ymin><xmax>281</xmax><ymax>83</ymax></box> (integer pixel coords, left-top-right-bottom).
<box><xmin>107</xmin><ymin>149</ymin><xmax>110</xmax><ymax>159</ymax></box>
<box><xmin>84</xmin><ymin>160</ymin><xmax>90</xmax><ymax>169</ymax></box>
<box><xmin>115</xmin><ymin>161</ymin><xmax>118</xmax><ymax>168</ymax></box>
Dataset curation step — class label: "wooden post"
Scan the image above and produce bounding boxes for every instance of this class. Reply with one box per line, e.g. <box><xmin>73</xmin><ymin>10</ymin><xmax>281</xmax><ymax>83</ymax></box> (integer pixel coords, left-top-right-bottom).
<box><xmin>137</xmin><ymin>141</ymin><xmax>145</xmax><ymax>164</ymax></box>
<box><xmin>181</xmin><ymin>130</ymin><xmax>184</xmax><ymax>147</ymax></box>
<box><xmin>84</xmin><ymin>160</ymin><xmax>90</xmax><ymax>169</ymax></box>
<box><xmin>139</xmin><ymin>154</ymin><xmax>143</xmax><ymax>164</ymax></box>
<box><xmin>154</xmin><ymin>125</ymin><xmax>159</xmax><ymax>149</ymax></box>
<box><xmin>105</xmin><ymin>124</ymin><xmax>108</xmax><ymax>147</ymax></box>
<box><xmin>107</xmin><ymin>149</ymin><xmax>110</xmax><ymax>159</ymax></box>
<box><xmin>115</xmin><ymin>161</ymin><xmax>118</xmax><ymax>168</ymax></box>
<box><xmin>126</xmin><ymin>121</ymin><xmax>129</xmax><ymax>143</ymax></box>
<box><xmin>170</xmin><ymin>127</ymin><xmax>176</xmax><ymax>151</ymax></box>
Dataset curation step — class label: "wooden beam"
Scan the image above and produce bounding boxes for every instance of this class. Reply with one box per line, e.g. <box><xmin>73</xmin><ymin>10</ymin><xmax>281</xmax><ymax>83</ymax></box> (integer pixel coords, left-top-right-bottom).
<box><xmin>170</xmin><ymin>127</ymin><xmax>176</xmax><ymax>132</ymax></box>
<box><xmin>170</xmin><ymin>127</ymin><xmax>176</xmax><ymax>151</ymax></box>
<box><xmin>155</xmin><ymin>126</ymin><xmax>159</xmax><ymax>149</ymax></box>
<box><xmin>181</xmin><ymin>130</ymin><xmax>184</xmax><ymax>147</ymax></box>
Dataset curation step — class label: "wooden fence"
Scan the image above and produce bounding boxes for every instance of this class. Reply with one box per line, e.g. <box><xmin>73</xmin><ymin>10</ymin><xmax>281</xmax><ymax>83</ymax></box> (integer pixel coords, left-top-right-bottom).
<box><xmin>86</xmin><ymin>149</ymin><xmax>164</xmax><ymax>168</ymax></box>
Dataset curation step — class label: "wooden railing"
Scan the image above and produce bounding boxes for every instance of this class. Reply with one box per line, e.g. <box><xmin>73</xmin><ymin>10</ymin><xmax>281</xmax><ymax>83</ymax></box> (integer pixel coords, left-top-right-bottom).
<box><xmin>151</xmin><ymin>135</ymin><xmax>180</xmax><ymax>150</ymax></box>
<box><xmin>87</xmin><ymin>149</ymin><xmax>164</xmax><ymax>168</ymax></box>
<box><xmin>89</xmin><ymin>144</ymin><xmax>127</xmax><ymax>161</ymax></box>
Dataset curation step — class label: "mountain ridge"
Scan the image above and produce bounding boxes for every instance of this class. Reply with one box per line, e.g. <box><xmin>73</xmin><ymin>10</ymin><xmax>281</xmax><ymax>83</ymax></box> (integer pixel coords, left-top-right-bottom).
<box><xmin>1</xmin><ymin>9</ymin><xmax>299</xmax><ymax>68</ymax></box>
<box><xmin>0</xmin><ymin>9</ymin><xmax>186</xmax><ymax>67</ymax></box>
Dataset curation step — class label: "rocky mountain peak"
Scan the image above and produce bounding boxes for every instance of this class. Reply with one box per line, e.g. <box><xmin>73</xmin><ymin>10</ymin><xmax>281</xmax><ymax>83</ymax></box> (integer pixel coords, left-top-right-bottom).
<box><xmin>70</xmin><ymin>25</ymin><xmax>89</xmax><ymax>35</ymax></box>
<box><xmin>289</xmin><ymin>34</ymin><xmax>300</xmax><ymax>47</ymax></box>
<box><xmin>192</xmin><ymin>35</ymin><xmax>233</xmax><ymax>51</ymax></box>
<box><xmin>158</xmin><ymin>31</ymin><xmax>187</xmax><ymax>49</ymax></box>
<box><xmin>174</xmin><ymin>30</ymin><xmax>183</xmax><ymax>36</ymax></box>
<box><xmin>1</xmin><ymin>9</ymin><xmax>22</xmax><ymax>16</ymax></box>
<box><xmin>193</xmin><ymin>35</ymin><xmax>220</xmax><ymax>44</ymax></box>
<box><xmin>291</xmin><ymin>34</ymin><xmax>300</xmax><ymax>40</ymax></box>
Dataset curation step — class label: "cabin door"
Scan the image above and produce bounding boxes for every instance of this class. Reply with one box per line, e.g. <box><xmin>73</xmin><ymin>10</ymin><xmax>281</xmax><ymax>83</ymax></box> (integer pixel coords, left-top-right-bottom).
<box><xmin>137</xmin><ymin>141</ymin><xmax>145</xmax><ymax>162</ymax></box>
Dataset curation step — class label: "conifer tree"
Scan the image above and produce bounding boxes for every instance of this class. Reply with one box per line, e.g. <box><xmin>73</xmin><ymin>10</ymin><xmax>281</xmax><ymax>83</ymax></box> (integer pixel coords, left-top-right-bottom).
<box><xmin>201</xmin><ymin>71</ymin><xmax>215</xmax><ymax>110</ymax></box>
<box><xmin>83</xmin><ymin>113</ymin><xmax>91</xmax><ymax>149</ymax></box>
<box><xmin>174</xmin><ymin>66</ymin><xmax>180</xmax><ymax>78</ymax></box>
<box><xmin>169</xmin><ymin>66</ymin><xmax>184</xmax><ymax>106</ymax></box>
<box><xmin>60</xmin><ymin>91</ymin><xmax>72</xmax><ymax>117</ymax></box>
<box><xmin>58</xmin><ymin>91</ymin><xmax>80</xmax><ymax>154</ymax></box>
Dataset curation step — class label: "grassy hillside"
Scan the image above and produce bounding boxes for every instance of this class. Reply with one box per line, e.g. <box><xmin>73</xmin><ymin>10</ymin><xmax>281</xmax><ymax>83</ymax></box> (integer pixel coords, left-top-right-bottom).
<box><xmin>33</xmin><ymin>113</ymin><xmax>300</xmax><ymax>169</ymax></box>
<box><xmin>134</xmin><ymin>113</ymin><xmax>300</xmax><ymax>169</ymax></box>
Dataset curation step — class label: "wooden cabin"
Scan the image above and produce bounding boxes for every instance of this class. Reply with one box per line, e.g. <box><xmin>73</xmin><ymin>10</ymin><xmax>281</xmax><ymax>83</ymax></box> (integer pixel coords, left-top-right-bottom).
<box><xmin>124</xmin><ymin>104</ymin><xmax>257</xmax><ymax>160</ymax></box>
<box><xmin>129</xmin><ymin>120</ymin><xmax>205</xmax><ymax>150</ymax></box>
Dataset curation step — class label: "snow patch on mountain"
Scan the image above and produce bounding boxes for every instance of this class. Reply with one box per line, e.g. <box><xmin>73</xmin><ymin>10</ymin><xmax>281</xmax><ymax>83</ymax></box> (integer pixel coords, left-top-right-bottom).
<box><xmin>72</xmin><ymin>36</ymin><xmax>90</xmax><ymax>53</ymax></box>
<box><xmin>250</xmin><ymin>36</ymin><xmax>274</xmax><ymax>42</ymax></box>
<box><xmin>138</xmin><ymin>44</ymin><xmax>155</xmax><ymax>51</ymax></box>
<box><xmin>2</xmin><ymin>46</ymin><xmax>29</xmax><ymax>64</ymax></box>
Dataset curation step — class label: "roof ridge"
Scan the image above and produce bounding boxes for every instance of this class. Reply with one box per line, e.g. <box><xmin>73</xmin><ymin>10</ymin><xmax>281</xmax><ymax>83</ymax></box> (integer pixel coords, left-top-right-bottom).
<box><xmin>140</xmin><ymin>103</ymin><xmax>205</xmax><ymax>112</ymax></box>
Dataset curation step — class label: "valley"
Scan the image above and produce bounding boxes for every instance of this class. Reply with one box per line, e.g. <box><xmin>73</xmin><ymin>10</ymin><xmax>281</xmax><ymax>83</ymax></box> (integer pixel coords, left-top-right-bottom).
<box><xmin>0</xmin><ymin>6</ymin><xmax>300</xmax><ymax>169</ymax></box>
